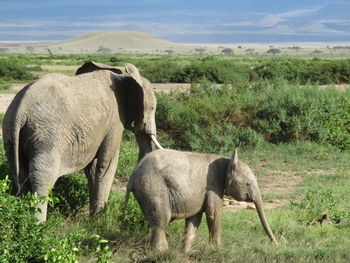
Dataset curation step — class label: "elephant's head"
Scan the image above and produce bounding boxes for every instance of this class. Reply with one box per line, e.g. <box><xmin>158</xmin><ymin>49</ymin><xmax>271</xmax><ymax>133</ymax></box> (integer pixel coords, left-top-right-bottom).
<box><xmin>75</xmin><ymin>61</ymin><xmax>162</xmax><ymax>160</ymax></box>
<box><xmin>225</xmin><ymin>150</ymin><xmax>277</xmax><ymax>244</ymax></box>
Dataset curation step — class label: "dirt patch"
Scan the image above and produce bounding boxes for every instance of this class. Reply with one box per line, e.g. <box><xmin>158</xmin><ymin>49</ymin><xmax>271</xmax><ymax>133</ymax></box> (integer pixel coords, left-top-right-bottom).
<box><xmin>257</xmin><ymin>168</ymin><xmax>302</xmax><ymax>196</ymax></box>
<box><xmin>0</xmin><ymin>93</ymin><xmax>15</xmax><ymax>114</ymax></box>
<box><xmin>152</xmin><ymin>83</ymin><xmax>191</xmax><ymax>93</ymax></box>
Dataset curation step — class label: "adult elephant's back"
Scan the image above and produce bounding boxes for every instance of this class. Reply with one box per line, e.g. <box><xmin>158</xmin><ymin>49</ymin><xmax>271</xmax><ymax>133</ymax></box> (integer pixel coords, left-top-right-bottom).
<box><xmin>4</xmin><ymin>71</ymin><xmax>120</xmax><ymax>175</ymax></box>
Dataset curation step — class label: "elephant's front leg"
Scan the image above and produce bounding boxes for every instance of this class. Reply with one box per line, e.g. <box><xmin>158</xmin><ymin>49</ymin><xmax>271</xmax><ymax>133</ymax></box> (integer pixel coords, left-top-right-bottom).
<box><xmin>205</xmin><ymin>191</ymin><xmax>223</xmax><ymax>246</ymax></box>
<box><xmin>85</xmin><ymin>152</ymin><xmax>119</xmax><ymax>216</ymax></box>
<box><xmin>84</xmin><ymin>132</ymin><xmax>122</xmax><ymax>216</ymax></box>
<box><xmin>182</xmin><ymin>213</ymin><xmax>202</xmax><ymax>253</ymax></box>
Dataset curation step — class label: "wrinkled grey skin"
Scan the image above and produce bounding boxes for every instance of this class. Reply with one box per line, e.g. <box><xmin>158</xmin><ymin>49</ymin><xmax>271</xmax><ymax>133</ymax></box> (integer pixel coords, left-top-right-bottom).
<box><xmin>124</xmin><ymin>149</ymin><xmax>277</xmax><ymax>252</ymax></box>
<box><xmin>2</xmin><ymin>61</ymin><xmax>161</xmax><ymax>222</ymax></box>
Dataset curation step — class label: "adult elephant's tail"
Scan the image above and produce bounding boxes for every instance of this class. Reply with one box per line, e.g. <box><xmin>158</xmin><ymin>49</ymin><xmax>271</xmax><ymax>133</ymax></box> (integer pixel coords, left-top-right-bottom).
<box><xmin>12</xmin><ymin>117</ymin><xmax>23</xmax><ymax>195</ymax></box>
<box><xmin>3</xmin><ymin>112</ymin><xmax>26</xmax><ymax>195</ymax></box>
<box><xmin>2</xmin><ymin>85</ymin><xmax>29</xmax><ymax>195</ymax></box>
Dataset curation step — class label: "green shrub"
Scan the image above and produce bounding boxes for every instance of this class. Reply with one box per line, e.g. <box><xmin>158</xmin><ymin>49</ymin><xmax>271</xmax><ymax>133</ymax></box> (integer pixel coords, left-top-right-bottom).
<box><xmin>290</xmin><ymin>189</ymin><xmax>350</xmax><ymax>223</ymax></box>
<box><xmin>0</xmin><ymin>146</ymin><xmax>11</xmax><ymax>191</ymax></box>
<box><xmin>52</xmin><ymin>173</ymin><xmax>89</xmax><ymax>217</ymax></box>
<box><xmin>322</xmin><ymin>95</ymin><xmax>350</xmax><ymax>150</ymax></box>
<box><xmin>0</xmin><ymin>177</ymin><xmax>113</xmax><ymax>263</ymax></box>
<box><xmin>156</xmin><ymin>81</ymin><xmax>350</xmax><ymax>152</ymax></box>
<box><xmin>0</xmin><ymin>79</ymin><xmax>10</xmax><ymax>90</ymax></box>
<box><xmin>255</xmin><ymin>58</ymin><xmax>350</xmax><ymax>84</ymax></box>
<box><xmin>138</xmin><ymin>56</ymin><xmax>252</xmax><ymax>85</ymax></box>
<box><xmin>0</xmin><ymin>177</ymin><xmax>76</xmax><ymax>262</ymax></box>
<box><xmin>252</xmin><ymin>86</ymin><xmax>350</xmax><ymax>149</ymax></box>
<box><xmin>181</xmin><ymin>58</ymin><xmax>251</xmax><ymax>84</ymax></box>
<box><xmin>0</xmin><ymin>58</ymin><xmax>35</xmax><ymax>81</ymax></box>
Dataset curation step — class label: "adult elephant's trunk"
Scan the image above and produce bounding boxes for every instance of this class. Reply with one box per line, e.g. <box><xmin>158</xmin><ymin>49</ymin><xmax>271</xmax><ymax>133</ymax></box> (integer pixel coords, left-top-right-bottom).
<box><xmin>254</xmin><ymin>196</ymin><xmax>277</xmax><ymax>244</ymax></box>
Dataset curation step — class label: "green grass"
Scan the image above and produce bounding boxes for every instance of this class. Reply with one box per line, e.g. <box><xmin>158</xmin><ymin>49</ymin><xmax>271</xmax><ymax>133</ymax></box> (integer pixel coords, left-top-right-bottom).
<box><xmin>1</xmin><ymin>132</ymin><xmax>350</xmax><ymax>262</ymax></box>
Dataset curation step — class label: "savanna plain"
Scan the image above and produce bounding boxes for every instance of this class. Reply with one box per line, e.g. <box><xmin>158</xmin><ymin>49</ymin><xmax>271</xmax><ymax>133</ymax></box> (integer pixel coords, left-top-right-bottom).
<box><xmin>1</xmin><ymin>52</ymin><xmax>350</xmax><ymax>262</ymax></box>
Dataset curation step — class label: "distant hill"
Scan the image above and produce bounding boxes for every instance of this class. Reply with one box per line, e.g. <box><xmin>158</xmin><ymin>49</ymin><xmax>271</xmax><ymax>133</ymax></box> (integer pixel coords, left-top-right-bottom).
<box><xmin>0</xmin><ymin>31</ymin><xmax>198</xmax><ymax>54</ymax></box>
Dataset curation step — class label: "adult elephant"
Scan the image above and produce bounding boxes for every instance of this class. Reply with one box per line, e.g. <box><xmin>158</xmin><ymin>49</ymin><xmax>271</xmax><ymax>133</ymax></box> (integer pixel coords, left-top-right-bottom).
<box><xmin>2</xmin><ymin>61</ymin><xmax>162</xmax><ymax>222</ymax></box>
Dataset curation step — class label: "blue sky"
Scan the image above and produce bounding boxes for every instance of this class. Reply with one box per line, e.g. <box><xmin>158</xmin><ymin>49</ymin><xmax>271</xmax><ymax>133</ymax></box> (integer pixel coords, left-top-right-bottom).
<box><xmin>1</xmin><ymin>0</ymin><xmax>350</xmax><ymax>43</ymax></box>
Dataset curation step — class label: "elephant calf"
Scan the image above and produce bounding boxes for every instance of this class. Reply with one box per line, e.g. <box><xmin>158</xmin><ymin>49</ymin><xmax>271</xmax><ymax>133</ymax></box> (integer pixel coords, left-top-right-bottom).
<box><xmin>124</xmin><ymin>149</ymin><xmax>277</xmax><ymax>252</ymax></box>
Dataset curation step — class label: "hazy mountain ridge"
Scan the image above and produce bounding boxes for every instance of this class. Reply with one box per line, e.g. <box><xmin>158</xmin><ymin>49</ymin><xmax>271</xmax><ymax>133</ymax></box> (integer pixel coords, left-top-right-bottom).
<box><xmin>0</xmin><ymin>31</ymin><xmax>193</xmax><ymax>54</ymax></box>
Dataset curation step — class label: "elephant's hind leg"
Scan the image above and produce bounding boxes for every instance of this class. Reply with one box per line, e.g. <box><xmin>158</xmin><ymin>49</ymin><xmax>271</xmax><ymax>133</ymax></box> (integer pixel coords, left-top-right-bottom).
<box><xmin>140</xmin><ymin>195</ymin><xmax>171</xmax><ymax>251</ymax></box>
<box><xmin>29</xmin><ymin>153</ymin><xmax>61</xmax><ymax>222</ymax></box>
<box><xmin>182</xmin><ymin>213</ymin><xmax>202</xmax><ymax>253</ymax></box>
<box><xmin>151</xmin><ymin>226</ymin><xmax>169</xmax><ymax>251</ymax></box>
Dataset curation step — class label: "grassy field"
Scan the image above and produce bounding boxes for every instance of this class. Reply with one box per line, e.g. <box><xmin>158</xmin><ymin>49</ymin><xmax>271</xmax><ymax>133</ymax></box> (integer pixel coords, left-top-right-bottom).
<box><xmin>1</xmin><ymin>54</ymin><xmax>350</xmax><ymax>262</ymax></box>
<box><xmin>1</xmin><ymin>140</ymin><xmax>350</xmax><ymax>262</ymax></box>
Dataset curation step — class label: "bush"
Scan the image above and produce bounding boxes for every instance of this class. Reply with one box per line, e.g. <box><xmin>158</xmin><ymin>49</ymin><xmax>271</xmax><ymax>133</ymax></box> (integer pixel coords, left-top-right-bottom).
<box><xmin>138</xmin><ymin>56</ymin><xmax>252</xmax><ymax>85</ymax></box>
<box><xmin>255</xmin><ymin>58</ymin><xmax>350</xmax><ymax>85</ymax></box>
<box><xmin>0</xmin><ymin>177</ymin><xmax>113</xmax><ymax>263</ymax></box>
<box><xmin>0</xmin><ymin>58</ymin><xmax>35</xmax><ymax>81</ymax></box>
<box><xmin>52</xmin><ymin>173</ymin><xmax>89</xmax><ymax>217</ymax></box>
<box><xmin>156</xmin><ymin>79</ymin><xmax>260</xmax><ymax>152</ymax></box>
<box><xmin>156</xmin><ymin>81</ymin><xmax>350</xmax><ymax>152</ymax></box>
<box><xmin>252</xmin><ymin>86</ymin><xmax>350</xmax><ymax>149</ymax></box>
<box><xmin>290</xmin><ymin>189</ymin><xmax>350</xmax><ymax>223</ymax></box>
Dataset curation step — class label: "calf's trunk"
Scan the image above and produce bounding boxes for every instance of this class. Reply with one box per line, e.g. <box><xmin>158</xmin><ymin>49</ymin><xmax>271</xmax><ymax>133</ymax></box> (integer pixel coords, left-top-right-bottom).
<box><xmin>254</xmin><ymin>196</ymin><xmax>277</xmax><ymax>244</ymax></box>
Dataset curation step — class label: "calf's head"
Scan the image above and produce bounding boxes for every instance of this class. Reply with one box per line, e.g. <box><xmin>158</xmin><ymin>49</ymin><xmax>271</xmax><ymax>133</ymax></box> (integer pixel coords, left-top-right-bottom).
<box><xmin>225</xmin><ymin>150</ymin><xmax>277</xmax><ymax>244</ymax></box>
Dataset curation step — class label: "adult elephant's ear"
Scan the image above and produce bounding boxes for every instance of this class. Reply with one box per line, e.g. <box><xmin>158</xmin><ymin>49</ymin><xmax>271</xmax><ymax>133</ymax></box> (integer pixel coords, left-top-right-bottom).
<box><xmin>75</xmin><ymin>61</ymin><xmax>122</xmax><ymax>75</ymax></box>
<box><xmin>124</xmin><ymin>63</ymin><xmax>144</xmax><ymax>87</ymax></box>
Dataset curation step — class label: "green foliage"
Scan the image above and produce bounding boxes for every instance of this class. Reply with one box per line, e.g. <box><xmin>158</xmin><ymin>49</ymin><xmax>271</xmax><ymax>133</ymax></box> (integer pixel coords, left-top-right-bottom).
<box><xmin>80</xmin><ymin>234</ymin><xmax>112</xmax><ymax>263</ymax></box>
<box><xmin>290</xmin><ymin>189</ymin><xmax>348</xmax><ymax>223</ymax></box>
<box><xmin>255</xmin><ymin>58</ymin><xmax>350</xmax><ymax>84</ymax></box>
<box><xmin>137</xmin><ymin>56</ymin><xmax>252</xmax><ymax>84</ymax></box>
<box><xmin>0</xmin><ymin>176</ymin><xmax>114</xmax><ymax>263</ymax></box>
<box><xmin>121</xmin><ymin>193</ymin><xmax>149</xmax><ymax>233</ymax></box>
<box><xmin>0</xmin><ymin>57</ymin><xmax>35</xmax><ymax>81</ymax></box>
<box><xmin>0</xmin><ymin>177</ymin><xmax>69</xmax><ymax>262</ymax></box>
<box><xmin>116</xmin><ymin>131</ymin><xmax>138</xmax><ymax>181</ymax></box>
<box><xmin>156</xmin><ymin>81</ymin><xmax>350</xmax><ymax>152</ymax></box>
<box><xmin>266</xmin><ymin>48</ymin><xmax>281</xmax><ymax>55</ymax></box>
<box><xmin>43</xmin><ymin>230</ymin><xmax>86</xmax><ymax>263</ymax></box>
<box><xmin>0</xmin><ymin>79</ymin><xmax>11</xmax><ymax>90</ymax></box>
<box><xmin>52</xmin><ymin>173</ymin><xmax>89</xmax><ymax>217</ymax></box>
<box><xmin>252</xmin><ymin>86</ymin><xmax>350</xmax><ymax>149</ymax></box>
<box><xmin>2</xmin><ymin>54</ymin><xmax>349</xmax><ymax>85</ymax></box>
<box><xmin>322</xmin><ymin>95</ymin><xmax>350</xmax><ymax>150</ymax></box>
<box><xmin>86</xmin><ymin>192</ymin><xmax>148</xmax><ymax>239</ymax></box>
<box><xmin>221</xmin><ymin>48</ymin><xmax>234</xmax><ymax>56</ymax></box>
